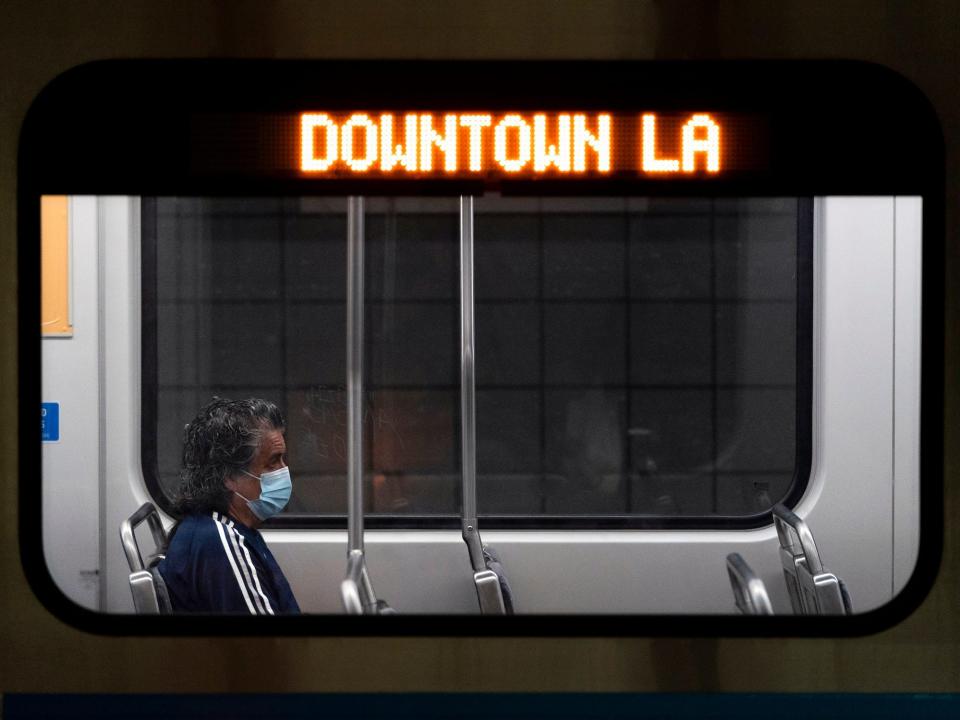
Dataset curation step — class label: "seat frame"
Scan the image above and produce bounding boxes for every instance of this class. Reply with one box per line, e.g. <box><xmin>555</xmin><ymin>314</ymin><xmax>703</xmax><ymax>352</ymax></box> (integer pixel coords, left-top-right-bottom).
<box><xmin>119</xmin><ymin>501</ymin><xmax>171</xmax><ymax>614</ymax></box>
<box><xmin>725</xmin><ymin>552</ymin><xmax>774</xmax><ymax>615</ymax></box>
<box><xmin>773</xmin><ymin>504</ymin><xmax>850</xmax><ymax>615</ymax></box>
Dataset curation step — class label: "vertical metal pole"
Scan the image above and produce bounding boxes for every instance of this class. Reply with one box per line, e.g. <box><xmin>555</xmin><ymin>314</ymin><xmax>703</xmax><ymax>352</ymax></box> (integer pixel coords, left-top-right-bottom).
<box><xmin>460</xmin><ymin>196</ymin><xmax>485</xmax><ymax>572</ymax></box>
<box><xmin>347</xmin><ymin>196</ymin><xmax>365</xmax><ymax>555</ymax></box>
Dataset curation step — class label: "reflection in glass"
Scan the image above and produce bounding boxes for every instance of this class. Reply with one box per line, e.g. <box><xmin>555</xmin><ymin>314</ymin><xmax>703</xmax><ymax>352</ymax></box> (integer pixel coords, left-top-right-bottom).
<box><xmin>150</xmin><ymin>196</ymin><xmax>800</xmax><ymax>521</ymax></box>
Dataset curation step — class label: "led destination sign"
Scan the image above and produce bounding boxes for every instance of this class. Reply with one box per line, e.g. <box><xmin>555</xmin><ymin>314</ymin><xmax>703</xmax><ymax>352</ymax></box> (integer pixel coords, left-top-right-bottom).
<box><xmin>298</xmin><ymin>112</ymin><xmax>739</xmax><ymax>178</ymax></box>
<box><xmin>23</xmin><ymin>62</ymin><xmax>937</xmax><ymax>197</ymax></box>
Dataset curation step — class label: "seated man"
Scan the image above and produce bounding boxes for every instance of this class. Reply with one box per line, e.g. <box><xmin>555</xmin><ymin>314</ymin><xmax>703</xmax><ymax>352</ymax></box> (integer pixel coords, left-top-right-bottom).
<box><xmin>157</xmin><ymin>397</ymin><xmax>301</xmax><ymax>614</ymax></box>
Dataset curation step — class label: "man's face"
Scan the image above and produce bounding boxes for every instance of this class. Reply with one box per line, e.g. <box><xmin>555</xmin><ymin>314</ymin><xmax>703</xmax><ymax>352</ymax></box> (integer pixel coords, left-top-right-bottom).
<box><xmin>229</xmin><ymin>428</ymin><xmax>287</xmax><ymax>500</ymax></box>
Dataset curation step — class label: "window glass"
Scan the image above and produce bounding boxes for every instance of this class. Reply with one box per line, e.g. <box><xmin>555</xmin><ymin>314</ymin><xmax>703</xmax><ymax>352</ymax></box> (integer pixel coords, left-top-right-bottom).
<box><xmin>146</xmin><ymin>196</ymin><xmax>804</xmax><ymax>523</ymax></box>
<box><xmin>472</xmin><ymin>197</ymin><xmax>799</xmax><ymax>517</ymax></box>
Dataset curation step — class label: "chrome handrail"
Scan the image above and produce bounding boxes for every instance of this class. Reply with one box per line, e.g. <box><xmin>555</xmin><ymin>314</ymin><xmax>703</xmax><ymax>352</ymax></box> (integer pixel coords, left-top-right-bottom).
<box><xmin>726</xmin><ymin>553</ymin><xmax>774</xmax><ymax>615</ymax></box>
<box><xmin>120</xmin><ymin>502</ymin><xmax>169</xmax><ymax>614</ymax></box>
<box><xmin>773</xmin><ymin>503</ymin><xmax>824</xmax><ymax>574</ymax></box>
<box><xmin>459</xmin><ymin>195</ymin><xmax>486</xmax><ymax>574</ymax></box>
<box><xmin>119</xmin><ymin>501</ymin><xmax>167</xmax><ymax>573</ymax></box>
<box><xmin>341</xmin><ymin>197</ymin><xmax>391</xmax><ymax>615</ymax></box>
<box><xmin>458</xmin><ymin>195</ymin><xmax>508</xmax><ymax>614</ymax></box>
<box><xmin>341</xmin><ymin>549</ymin><xmax>368</xmax><ymax>615</ymax></box>
<box><xmin>772</xmin><ymin>504</ymin><xmax>849</xmax><ymax>615</ymax></box>
<box><xmin>347</xmin><ymin>196</ymin><xmax>365</xmax><ymax>557</ymax></box>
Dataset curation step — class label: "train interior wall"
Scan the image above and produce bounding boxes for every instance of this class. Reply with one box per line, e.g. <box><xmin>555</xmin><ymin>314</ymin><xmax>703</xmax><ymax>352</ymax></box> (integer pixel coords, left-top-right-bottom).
<box><xmin>41</xmin><ymin>195</ymin><xmax>922</xmax><ymax>615</ymax></box>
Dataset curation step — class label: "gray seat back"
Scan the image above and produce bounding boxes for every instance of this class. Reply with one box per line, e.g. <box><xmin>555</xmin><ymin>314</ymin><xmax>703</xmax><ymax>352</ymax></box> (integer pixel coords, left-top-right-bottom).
<box><xmin>772</xmin><ymin>504</ymin><xmax>851</xmax><ymax>615</ymax></box>
<box><xmin>151</xmin><ymin>565</ymin><xmax>172</xmax><ymax>614</ymax></box>
<box><xmin>725</xmin><ymin>553</ymin><xmax>774</xmax><ymax>615</ymax></box>
<box><xmin>127</xmin><ymin>570</ymin><xmax>161</xmax><ymax>614</ymax></box>
<box><xmin>119</xmin><ymin>502</ymin><xmax>170</xmax><ymax>614</ymax></box>
<box><xmin>482</xmin><ymin>546</ymin><xmax>514</xmax><ymax>615</ymax></box>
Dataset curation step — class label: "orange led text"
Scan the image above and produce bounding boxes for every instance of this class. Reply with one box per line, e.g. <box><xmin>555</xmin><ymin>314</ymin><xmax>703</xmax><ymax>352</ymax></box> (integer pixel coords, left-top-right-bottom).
<box><xmin>301</xmin><ymin>112</ymin><xmax>611</xmax><ymax>175</ymax></box>
<box><xmin>299</xmin><ymin>112</ymin><xmax>722</xmax><ymax>176</ymax></box>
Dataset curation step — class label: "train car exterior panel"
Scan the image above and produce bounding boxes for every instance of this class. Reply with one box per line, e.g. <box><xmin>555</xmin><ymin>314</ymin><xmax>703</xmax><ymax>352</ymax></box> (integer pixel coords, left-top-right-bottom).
<box><xmin>2</xmin><ymin>2</ymin><xmax>956</xmax><ymax>696</ymax></box>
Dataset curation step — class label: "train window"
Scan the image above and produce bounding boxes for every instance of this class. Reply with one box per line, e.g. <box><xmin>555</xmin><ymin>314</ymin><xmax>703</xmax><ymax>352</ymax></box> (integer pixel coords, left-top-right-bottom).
<box><xmin>24</xmin><ymin>61</ymin><xmax>939</xmax><ymax>629</ymax></box>
<box><xmin>143</xmin><ymin>194</ymin><xmax>809</xmax><ymax>527</ymax></box>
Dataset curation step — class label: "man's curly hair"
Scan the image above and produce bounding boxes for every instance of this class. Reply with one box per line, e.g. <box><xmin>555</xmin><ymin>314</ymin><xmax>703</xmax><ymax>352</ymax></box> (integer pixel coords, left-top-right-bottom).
<box><xmin>172</xmin><ymin>397</ymin><xmax>285</xmax><ymax>518</ymax></box>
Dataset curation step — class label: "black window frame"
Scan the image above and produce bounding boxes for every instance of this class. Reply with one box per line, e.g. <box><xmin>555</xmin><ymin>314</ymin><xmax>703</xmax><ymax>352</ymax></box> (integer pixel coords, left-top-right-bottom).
<box><xmin>18</xmin><ymin>59</ymin><xmax>943</xmax><ymax>636</ymax></box>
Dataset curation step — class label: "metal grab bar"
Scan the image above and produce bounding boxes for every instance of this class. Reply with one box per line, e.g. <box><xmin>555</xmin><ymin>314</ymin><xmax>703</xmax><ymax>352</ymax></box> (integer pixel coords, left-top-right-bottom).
<box><xmin>773</xmin><ymin>503</ymin><xmax>824</xmax><ymax>574</ymax></box>
<box><xmin>772</xmin><ymin>504</ymin><xmax>816</xmax><ymax>613</ymax></box>
<box><xmin>725</xmin><ymin>553</ymin><xmax>774</xmax><ymax>615</ymax></box>
<box><xmin>119</xmin><ymin>501</ymin><xmax>168</xmax><ymax>573</ymax></box>
<box><xmin>342</xmin><ymin>550</ymin><xmax>397</xmax><ymax>616</ymax></box>
<box><xmin>341</xmin><ymin>551</ymin><xmax>364</xmax><ymax>615</ymax></box>
<box><xmin>119</xmin><ymin>502</ymin><xmax>170</xmax><ymax>614</ymax></box>
<box><xmin>341</xmin><ymin>549</ymin><xmax>373</xmax><ymax>615</ymax></box>
<box><xmin>772</xmin><ymin>504</ymin><xmax>850</xmax><ymax>615</ymax></box>
<box><xmin>341</xmin><ymin>196</ymin><xmax>393</xmax><ymax>615</ymax></box>
<box><xmin>347</xmin><ymin>196</ymin><xmax>365</xmax><ymax>558</ymax></box>
<box><xmin>460</xmin><ymin>195</ymin><xmax>484</xmax><ymax>574</ymax></box>
<box><xmin>458</xmin><ymin>195</ymin><xmax>510</xmax><ymax>615</ymax></box>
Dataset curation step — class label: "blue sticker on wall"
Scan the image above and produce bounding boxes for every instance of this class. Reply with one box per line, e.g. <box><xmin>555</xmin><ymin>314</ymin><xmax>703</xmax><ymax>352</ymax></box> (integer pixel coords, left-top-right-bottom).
<box><xmin>41</xmin><ymin>402</ymin><xmax>59</xmax><ymax>442</ymax></box>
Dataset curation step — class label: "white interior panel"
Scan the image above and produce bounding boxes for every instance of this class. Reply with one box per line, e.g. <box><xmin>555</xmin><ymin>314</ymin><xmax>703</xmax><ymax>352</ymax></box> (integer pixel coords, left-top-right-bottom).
<box><xmin>893</xmin><ymin>196</ymin><xmax>923</xmax><ymax>594</ymax></box>
<box><xmin>39</xmin><ymin>195</ymin><xmax>924</xmax><ymax>615</ymax></box>
<box><xmin>798</xmin><ymin>197</ymin><xmax>895</xmax><ymax>612</ymax></box>
<box><xmin>41</xmin><ymin>196</ymin><xmax>101</xmax><ymax>610</ymax></box>
<box><xmin>100</xmin><ymin>196</ymin><xmax>146</xmax><ymax>612</ymax></box>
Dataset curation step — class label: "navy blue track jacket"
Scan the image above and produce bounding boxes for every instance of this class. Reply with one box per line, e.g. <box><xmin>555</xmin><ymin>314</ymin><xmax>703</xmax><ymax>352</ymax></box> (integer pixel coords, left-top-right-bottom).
<box><xmin>157</xmin><ymin>511</ymin><xmax>300</xmax><ymax>614</ymax></box>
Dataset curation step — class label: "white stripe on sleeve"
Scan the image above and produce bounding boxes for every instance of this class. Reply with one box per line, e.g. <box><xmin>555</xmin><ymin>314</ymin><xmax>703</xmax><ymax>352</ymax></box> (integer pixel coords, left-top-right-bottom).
<box><xmin>211</xmin><ymin>512</ymin><xmax>257</xmax><ymax>614</ymax></box>
<box><xmin>224</xmin><ymin>519</ymin><xmax>272</xmax><ymax>615</ymax></box>
<box><xmin>231</xmin><ymin>525</ymin><xmax>276</xmax><ymax>615</ymax></box>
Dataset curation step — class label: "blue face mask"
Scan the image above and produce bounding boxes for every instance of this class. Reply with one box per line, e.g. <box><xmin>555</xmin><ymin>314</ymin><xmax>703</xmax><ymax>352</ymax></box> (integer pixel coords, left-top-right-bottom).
<box><xmin>237</xmin><ymin>466</ymin><xmax>293</xmax><ymax>521</ymax></box>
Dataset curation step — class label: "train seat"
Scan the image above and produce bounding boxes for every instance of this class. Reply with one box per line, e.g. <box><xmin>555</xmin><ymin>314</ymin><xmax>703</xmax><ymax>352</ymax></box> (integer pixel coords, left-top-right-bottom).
<box><xmin>482</xmin><ymin>546</ymin><xmax>515</xmax><ymax>614</ymax></box>
<box><xmin>119</xmin><ymin>502</ymin><xmax>171</xmax><ymax>614</ymax></box>
<box><xmin>773</xmin><ymin>504</ymin><xmax>853</xmax><ymax>615</ymax></box>
<box><xmin>725</xmin><ymin>552</ymin><xmax>774</xmax><ymax>615</ymax></box>
<box><xmin>341</xmin><ymin>549</ymin><xmax>396</xmax><ymax>615</ymax></box>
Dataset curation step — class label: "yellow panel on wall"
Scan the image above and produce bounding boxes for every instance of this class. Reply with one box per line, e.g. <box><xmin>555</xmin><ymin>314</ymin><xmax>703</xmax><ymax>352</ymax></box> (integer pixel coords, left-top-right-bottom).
<box><xmin>41</xmin><ymin>195</ymin><xmax>73</xmax><ymax>336</ymax></box>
